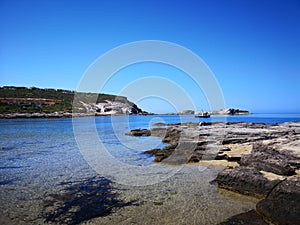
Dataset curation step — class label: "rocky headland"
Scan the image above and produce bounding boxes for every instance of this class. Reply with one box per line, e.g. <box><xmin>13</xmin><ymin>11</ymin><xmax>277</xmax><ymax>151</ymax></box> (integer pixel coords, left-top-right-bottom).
<box><xmin>0</xmin><ymin>86</ymin><xmax>149</xmax><ymax>118</ymax></box>
<box><xmin>126</xmin><ymin>121</ymin><xmax>300</xmax><ymax>224</ymax></box>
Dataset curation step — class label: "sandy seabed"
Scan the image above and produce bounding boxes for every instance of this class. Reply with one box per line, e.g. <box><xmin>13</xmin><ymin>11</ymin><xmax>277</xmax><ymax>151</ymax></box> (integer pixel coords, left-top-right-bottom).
<box><xmin>83</xmin><ymin>165</ymin><xmax>258</xmax><ymax>225</ymax></box>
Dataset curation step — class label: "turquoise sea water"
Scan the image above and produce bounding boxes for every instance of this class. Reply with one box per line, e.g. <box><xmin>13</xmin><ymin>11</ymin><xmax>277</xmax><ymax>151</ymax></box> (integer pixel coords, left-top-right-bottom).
<box><xmin>0</xmin><ymin>114</ymin><xmax>300</xmax><ymax>223</ymax></box>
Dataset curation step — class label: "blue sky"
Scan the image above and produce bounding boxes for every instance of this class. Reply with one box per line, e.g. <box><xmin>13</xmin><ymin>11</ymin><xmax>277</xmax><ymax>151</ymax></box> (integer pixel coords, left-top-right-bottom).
<box><xmin>1</xmin><ymin>0</ymin><xmax>300</xmax><ymax>113</ymax></box>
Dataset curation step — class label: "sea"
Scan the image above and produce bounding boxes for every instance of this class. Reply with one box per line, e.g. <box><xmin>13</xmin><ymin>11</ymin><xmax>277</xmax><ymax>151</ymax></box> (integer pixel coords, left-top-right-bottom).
<box><xmin>0</xmin><ymin>113</ymin><xmax>300</xmax><ymax>224</ymax></box>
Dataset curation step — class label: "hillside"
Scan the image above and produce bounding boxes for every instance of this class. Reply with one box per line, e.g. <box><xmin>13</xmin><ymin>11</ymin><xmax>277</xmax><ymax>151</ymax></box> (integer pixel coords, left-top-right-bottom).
<box><xmin>0</xmin><ymin>86</ymin><xmax>146</xmax><ymax>116</ymax></box>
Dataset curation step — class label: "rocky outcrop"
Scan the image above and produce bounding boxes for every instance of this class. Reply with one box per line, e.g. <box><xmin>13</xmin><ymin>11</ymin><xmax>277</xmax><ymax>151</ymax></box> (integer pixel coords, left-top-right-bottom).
<box><xmin>209</xmin><ymin>108</ymin><xmax>250</xmax><ymax>115</ymax></box>
<box><xmin>80</xmin><ymin>100</ymin><xmax>145</xmax><ymax>115</ymax></box>
<box><xmin>178</xmin><ymin>110</ymin><xmax>195</xmax><ymax>115</ymax></box>
<box><xmin>128</xmin><ymin>122</ymin><xmax>300</xmax><ymax>167</ymax></box>
<box><xmin>127</xmin><ymin>121</ymin><xmax>300</xmax><ymax>225</ymax></box>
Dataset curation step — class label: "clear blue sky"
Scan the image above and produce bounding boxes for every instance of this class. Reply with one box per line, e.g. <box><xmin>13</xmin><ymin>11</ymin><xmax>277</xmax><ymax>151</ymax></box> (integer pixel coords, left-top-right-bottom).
<box><xmin>1</xmin><ymin>0</ymin><xmax>299</xmax><ymax>113</ymax></box>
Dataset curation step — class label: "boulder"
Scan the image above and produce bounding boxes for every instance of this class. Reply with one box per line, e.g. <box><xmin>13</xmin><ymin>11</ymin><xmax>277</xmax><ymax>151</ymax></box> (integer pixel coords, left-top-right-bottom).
<box><xmin>214</xmin><ymin>166</ymin><xmax>282</xmax><ymax>197</ymax></box>
<box><xmin>256</xmin><ymin>176</ymin><xmax>300</xmax><ymax>225</ymax></box>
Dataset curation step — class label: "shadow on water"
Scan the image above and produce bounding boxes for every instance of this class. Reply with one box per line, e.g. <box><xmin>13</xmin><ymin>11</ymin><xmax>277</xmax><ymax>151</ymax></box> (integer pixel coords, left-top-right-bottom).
<box><xmin>43</xmin><ymin>176</ymin><xmax>136</xmax><ymax>225</ymax></box>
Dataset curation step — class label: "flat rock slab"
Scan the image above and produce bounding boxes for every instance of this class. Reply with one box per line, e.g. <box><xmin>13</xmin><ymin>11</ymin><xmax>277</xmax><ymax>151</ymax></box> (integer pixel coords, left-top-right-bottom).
<box><xmin>134</xmin><ymin>121</ymin><xmax>300</xmax><ymax>165</ymax></box>
<box><xmin>240</xmin><ymin>143</ymin><xmax>297</xmax><ymax>176</ymax></box>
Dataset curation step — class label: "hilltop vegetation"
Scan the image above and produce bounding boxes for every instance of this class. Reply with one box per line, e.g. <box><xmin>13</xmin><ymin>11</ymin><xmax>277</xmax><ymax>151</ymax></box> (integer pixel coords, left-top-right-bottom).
<box><xmin>0</xmin><ymin>86</ymin><xmax>141</xmax><ymax>114</ymax></box>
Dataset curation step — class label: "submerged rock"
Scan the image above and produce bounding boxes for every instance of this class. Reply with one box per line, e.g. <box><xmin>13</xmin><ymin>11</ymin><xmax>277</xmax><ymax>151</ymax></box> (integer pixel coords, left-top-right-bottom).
<box><xmin>218</xmin><ymin>209</ymin><xmax>268</xmax><ymax>225</ymax></box>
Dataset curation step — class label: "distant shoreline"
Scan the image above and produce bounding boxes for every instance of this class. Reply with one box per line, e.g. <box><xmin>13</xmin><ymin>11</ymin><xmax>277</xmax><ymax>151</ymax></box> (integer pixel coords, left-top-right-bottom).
<box><xmin>0</xmin><ymin>112</ymin><xmax>153</xmax><ymax>119</ymax></box>
<box><xmin>0</xmin><ymin>109</ymin><xmax>252</xmax><ymax>119</ymax></box>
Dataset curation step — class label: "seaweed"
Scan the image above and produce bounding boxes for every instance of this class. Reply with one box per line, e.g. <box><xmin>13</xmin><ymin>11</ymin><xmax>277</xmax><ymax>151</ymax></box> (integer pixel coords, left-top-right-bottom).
<box><xmin>43</xmin><ymin>176</ymin><xmax>135</xmax><ymax>225</ymax></box>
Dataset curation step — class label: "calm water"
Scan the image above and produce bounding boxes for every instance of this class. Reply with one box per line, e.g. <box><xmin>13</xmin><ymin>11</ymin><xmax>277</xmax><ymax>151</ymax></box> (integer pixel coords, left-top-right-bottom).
<box><xmin>0</xmin><ymin>114</ymin><xmax>300</xmax><ymax>224</ymax></box>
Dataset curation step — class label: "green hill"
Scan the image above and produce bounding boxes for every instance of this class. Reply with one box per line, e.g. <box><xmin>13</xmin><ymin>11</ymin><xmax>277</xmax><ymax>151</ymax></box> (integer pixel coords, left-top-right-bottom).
<box><xmin>0</xmin><ymin>86</ymin><xmax>143</xmax><ymax>114</ymax></box>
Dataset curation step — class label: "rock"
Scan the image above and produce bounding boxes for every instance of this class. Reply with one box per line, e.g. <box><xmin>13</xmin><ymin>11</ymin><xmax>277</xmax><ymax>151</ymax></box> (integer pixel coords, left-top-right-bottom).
<box><xmin>256</xmin><ymin>176</ymin><xmax>300</xmax><ymax>225</ymax></box>
<box><xmin>214</xmin><ymin>166</ymin><xmax>282</xmax><ymax>197</ymax></box>
<box><xmin>152</xmin><ymin>122</ymin><xmax>167</xmax><ymax>126</ymax></box>
<box><xmin>240</xmin><ymin>143</ymin><xmax>297</xmax><ymax>176</ymax></box>
<box><xmin>162</xmin><ymin>127</ymin><xmax>182</xmax><ymax>144</ymax></box>
<box><xmin>162</xmin><ymin>142</ymin><xmax>199</xmax><ymax>164</ymax></box>
<box><xmin>209</xmin><ymin>108</ymin><xmax>250</xmax><ymax>115</ymax></box>
<box><xmin>145</xmin><ymin>144</ymin><xmax>177</xmax><ymax>162</ymax></box>
<box><xmin>222</xmin><ymin>136</ymin><xmax>265</xmax><ymax>145</ymax></box>
<box><xmin>125</xmin><ymin>129</ymin><xmax>151</xmax><ymax>136</ymax></box>
<box><xmin>178</xmin><ymin>110</ymin><xmax>195</xmax><ymax>114</ymax></box>
<box><xmin>149</xmin><ymin>128</ymin><xmax>166</xmax><ymax>137</ymax></box>
<box><xmin>130</xmin><ymin>121</ymin><xmax>300</xmax><ymax>167</ymax></box>
<box><xmin>218</xmin><ymin>209</ymin><xmax>268</xmax><ymax>225</ymax></box>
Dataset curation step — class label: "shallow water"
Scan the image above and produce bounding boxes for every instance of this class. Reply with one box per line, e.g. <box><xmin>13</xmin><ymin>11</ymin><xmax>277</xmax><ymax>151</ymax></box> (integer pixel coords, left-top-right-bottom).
<box><xmin>0</xmin><ymin>114</ymin><xmax>299</xmax><ymax>224</ymax></box>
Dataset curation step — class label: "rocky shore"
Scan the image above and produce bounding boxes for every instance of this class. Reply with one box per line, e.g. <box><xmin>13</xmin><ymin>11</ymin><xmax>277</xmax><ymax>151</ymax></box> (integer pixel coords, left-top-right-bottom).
<box><xmin>126</xmin><ymin>121</ymin><xmax>300</xmax><ymax>224</ymax></box>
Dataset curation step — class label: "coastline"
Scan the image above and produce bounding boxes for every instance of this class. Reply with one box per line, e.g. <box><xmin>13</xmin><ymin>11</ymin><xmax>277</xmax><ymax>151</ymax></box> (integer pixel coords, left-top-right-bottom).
<box><xmin>1</xmin><ymin>116</ymin><xmax>300</xmax><ymax>224</ymax></box>
<box><xmin>127</xmin><ymin>121</ymin><xmax>300</xmax><ymax>224</ymax></box>
<box><xmin>0</xmin><ymin>112</ymin><xmax>152</xmax><ymax>119</ymax></box>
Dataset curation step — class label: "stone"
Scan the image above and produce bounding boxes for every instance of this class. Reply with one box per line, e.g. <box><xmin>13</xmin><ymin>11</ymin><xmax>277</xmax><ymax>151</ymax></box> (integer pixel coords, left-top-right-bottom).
<box><xmin>256</xmin><ymin>176</ymin><xmax>300</xmax><ymax>225</ymax></box>
<box><xmin>214</xmin><ymin>166</ymin><xmax>282</xmax><ymax>198</ymax></box>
